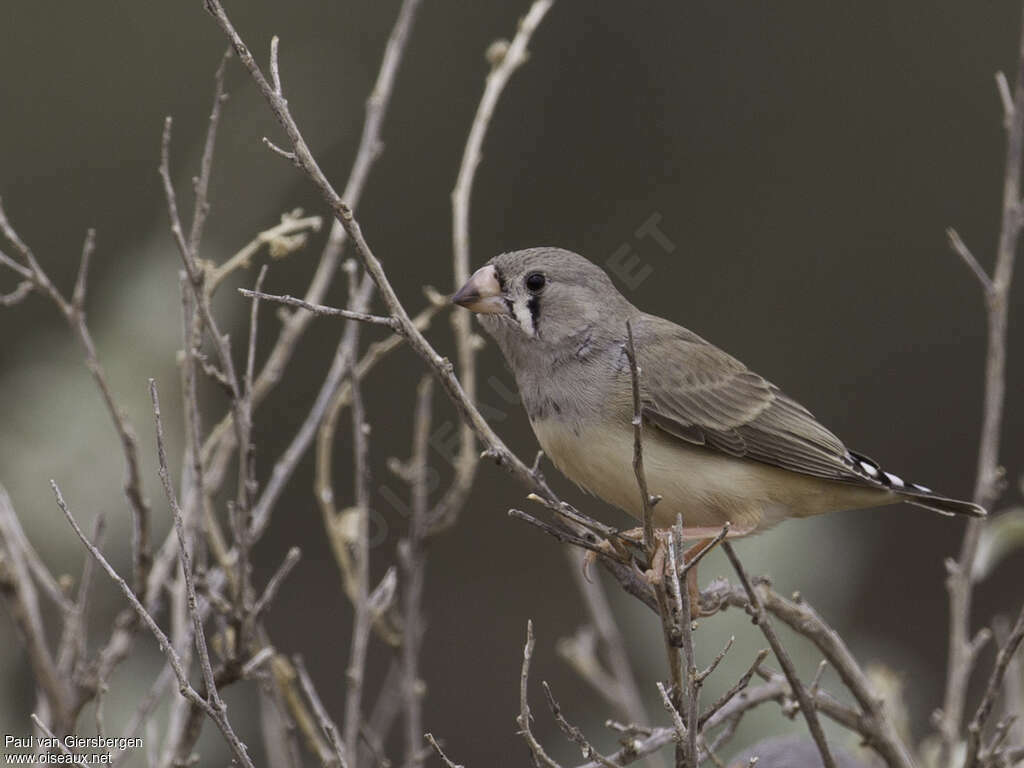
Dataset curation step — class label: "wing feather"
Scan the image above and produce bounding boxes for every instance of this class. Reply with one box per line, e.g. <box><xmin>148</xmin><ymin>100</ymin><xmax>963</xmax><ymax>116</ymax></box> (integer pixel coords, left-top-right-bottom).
<box><xmin>633</xmin><ymin>314</ymin><xmax>863</xmax><ymax>483</ymax></box>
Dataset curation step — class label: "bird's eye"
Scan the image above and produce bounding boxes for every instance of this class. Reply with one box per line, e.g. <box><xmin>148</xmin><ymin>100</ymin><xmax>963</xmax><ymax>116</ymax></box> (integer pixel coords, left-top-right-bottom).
<box><xmin>525</xmin><ymin>272</ymin><xmax>546</xmax><ymax>293</ymax></box>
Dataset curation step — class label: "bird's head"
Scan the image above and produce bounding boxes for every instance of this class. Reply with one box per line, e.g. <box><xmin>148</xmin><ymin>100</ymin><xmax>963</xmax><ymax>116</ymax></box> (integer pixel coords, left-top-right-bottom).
<box><xmin>452</xmin><ymin>248</ymin><xmax>633</xmax><ymax>352</ymax></box>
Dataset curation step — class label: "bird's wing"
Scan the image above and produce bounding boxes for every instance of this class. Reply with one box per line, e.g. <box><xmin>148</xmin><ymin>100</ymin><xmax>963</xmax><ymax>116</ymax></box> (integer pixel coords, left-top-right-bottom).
<box><xmin>633</xmin><ymin>314</ymin><xmax>866</xmax><ymax>483</ymax></box>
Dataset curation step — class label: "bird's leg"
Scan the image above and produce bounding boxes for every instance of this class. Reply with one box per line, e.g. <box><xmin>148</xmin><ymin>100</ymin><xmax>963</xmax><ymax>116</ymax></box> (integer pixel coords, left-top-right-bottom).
<box><xmin>683</xmin><ymin>537</ymin><xmax>718</xmax><ymax>616</ymax></box>
<box><xmin>580</xmin><ymin>526</ymin><xmax>651</xmax><ymax>582</ymax></box>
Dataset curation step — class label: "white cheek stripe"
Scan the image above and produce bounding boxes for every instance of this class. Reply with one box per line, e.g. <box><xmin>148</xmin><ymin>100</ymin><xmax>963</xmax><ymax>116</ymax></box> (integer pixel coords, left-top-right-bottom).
<box><xmin>514</xmin><ymin>299</ymin><xmax>535</xmax><ymax>337</ymax></box>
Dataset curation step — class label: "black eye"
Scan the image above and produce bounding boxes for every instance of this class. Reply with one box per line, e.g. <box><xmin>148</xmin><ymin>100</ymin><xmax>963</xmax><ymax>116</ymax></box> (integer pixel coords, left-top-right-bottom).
<box><xmin>525</xmin><ymin>272</ymin><xmax>546</xmax><ymax>293</ymax></box>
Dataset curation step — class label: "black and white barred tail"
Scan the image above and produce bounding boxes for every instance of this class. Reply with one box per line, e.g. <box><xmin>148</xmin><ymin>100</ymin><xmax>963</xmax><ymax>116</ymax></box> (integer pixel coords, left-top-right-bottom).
<box><xmin>848</xmin><ymin>451</ymin><xmax>986</xmax><ymax>518</ymax></box>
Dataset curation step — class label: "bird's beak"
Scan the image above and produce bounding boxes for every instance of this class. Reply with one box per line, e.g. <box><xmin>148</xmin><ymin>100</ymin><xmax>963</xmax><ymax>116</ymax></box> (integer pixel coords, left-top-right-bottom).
<box><xmin>451</xmin><ymin>264</ymin><xmax>505</xmax><ymax>314</ymax></box>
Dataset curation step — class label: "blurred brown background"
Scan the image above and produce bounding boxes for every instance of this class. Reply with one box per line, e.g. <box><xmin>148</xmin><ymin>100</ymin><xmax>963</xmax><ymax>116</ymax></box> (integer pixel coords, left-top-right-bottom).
<box><xmin>1</xmin><ymin>1</ymin><xmax>1022</xmax><ymax>765</ymax></box>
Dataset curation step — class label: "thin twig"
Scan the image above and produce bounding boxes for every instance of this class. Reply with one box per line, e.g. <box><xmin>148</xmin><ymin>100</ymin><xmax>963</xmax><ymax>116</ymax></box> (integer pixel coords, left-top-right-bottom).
<box><xmin>425</xmin><ymin>734</ymin><xmax>464</xmax><ymax>768</ymax></box>
<box><xmin>150</xmin><ymin>381</ymin><xmax>223</xmax><ymax>712</ymax></box>
<box><xmin>342</xmin><ymin>287</ymin><xmax>372</xmax><ymax>761</ymax></box>
<box><xmin>624</xmin><ymin>320</ymin><xmax>659</xmax><ymax>553</ymax></box>
<box><xmin>0</xmin><ymin>201</ymin><xmax>152</xmax><ymax>600</ymax></box>
<box><xmin>434</xmin><ymin>0</ymin><xmax>556</xmax><ymax>532</ymax></box>
<box><xmin>722</xmin><ymin>542</ymin><xmax>836</xmax><ymax>768</ymax></box>
<box><xmin>965</xmin><ymin>603</ymin><xmax>1024</xmax><ymax>768</ymax></box>
<box><xmin>0</xmin><ymin>486</ymin><xmax>69</xmax><ymax>730</ymax></box>
<box><xmin>189</xmin><ymin>48</ymin><xmax>231</xmax><ymax>258</ymax></box>
<box><xmin>238</xmin><ymin>288</ymin><xmax>398</xmax><ymax>328</ymax></box>
<box><xmin>939</xmin><ymin>3</ymin><xmax>1024</xmax><ymax>760</ymax></box>
<box><xmin>252</xmin><ymin>546</ymin><xmax>301</xmax><ymax>619</ymax></box>
<box><xmin>294</xmin><ymin>655</ymin><xmax>349</xmax><ymax>768</ymax></box>
<box><xmin>197</xmin><ymin>0</ymin><xmax>423</xmax><ymax>533</ymax></box>
<box><xmin>517</xmin><ymin>621</ymin><xmax>563</xmax><ymax>768</ymax></box>
<box><xmin>52</xmin><ymin>480</ymin><xmax>254</xmax><ymax>768</ymax></box>
<box><xmin>542</xmin><ymin>681</ymin><xmax>618</xmax><ymax>768</ymax></box>
<box><xmin>400</xmin><ymin>374</ymin><xmax>434</xmax><ymax>768</ymax></box>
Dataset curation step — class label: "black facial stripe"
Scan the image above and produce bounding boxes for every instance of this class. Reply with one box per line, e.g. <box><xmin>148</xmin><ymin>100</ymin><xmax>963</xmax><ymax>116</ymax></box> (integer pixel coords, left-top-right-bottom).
<box><xmin>494</xmin><ymin>265</ymin><xmax>507</xmax><ymax>293</ymax></box>
<box><xmin>527</xmin><ymin>295</ymin><xmax>540</xmax><ymax>332</ymax></box>
<box><xmin>504</xmin><ymin>298</ymin><xmax>515</xmax><ymax>316</ymax></box>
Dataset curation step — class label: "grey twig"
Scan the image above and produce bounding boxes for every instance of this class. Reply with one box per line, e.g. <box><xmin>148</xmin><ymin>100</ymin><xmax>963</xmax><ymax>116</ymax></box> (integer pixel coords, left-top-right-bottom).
<box><xmin>293</xmin><ymin>655</ymin><xmax>349</xmax><ymax>768</ymax></box>
<box><xmin>0</xmin><ymin>201</ymin><xmax>152</xmax><ymax>600</ymax></box>
<box><xmin>237</xmin><ymin>288</ymin><xmax>398</xmax><ymax>328</ymax></box>
<box><xmin>679</xmin><ymin>523</ymin><xmax>730</xmax><ymax>579</ymax></box>
<box><xmin>946</xmin><ymin>228</ymin><xmax>994</xmax><ymax>296</ymax></box>
<box><xmin>669</xmin><ymin>518</ymin><xmax>699</xmax><ymax>768</ymax></box>
<box><xmin>51</xmin><ymin>479</ymin><xmax>254</xmax><ymax>768</ymax></box>
<box><xmin>562</xmin><ymin>548</ymin><xmax>655</xmax><ymax>745</ymax></box>
<box><xmin>433</xmin><ymin>0</ymin><xmax>556</xmax><ymax>532</ymax></box>
<box><xmin>189</xmin><ymin>47</ymin><xmax>231</xmax><ymax>258</ymax></box>
<box><xmin>400</xmin><ymin>374</ymin><xmax>434</xmax><ymax>768</ymax></box>
<box><xmin>30</xmin><ymin>714</ymin><xmax>87</xmax><ymax>767</ymax></box>
<box><xmin>150</xmin><ymin>381</ymin><xmax>223</xmax><ymax>715</ymax></box>
<box><xmin>71</xmin><ymin>228</ymin><xmax>95</xmax><ymax>314</ymax></box>
<box><xmin>517</xmin><ymin>621</ymin><xmax>563</xmax><ymax>768</ymax></box>
<box><xmin>342</xmin><ymin>273</ymin><xmax>373</xmax><ymax>761</ymax></box>
<box><xmin>939</xmin><ymin>2</ymin><xmax>1024</xmax><ymax>760</ymax></box>
<box><xmin>198</xmin><ymin>0</ymin><xmax>422</xmax><ymax>523</ymax></box>
<box><xmin>623</xmin><ymin>320</ymin><xmax>660</xmax><ymax>552</ymax></box>
<box><xmin>542</xmin><ymin>681</ymin><xmax>618</xmax><ymax>768</ymax></box>
<box><xmin>704</xmin><ymin>578</ymin><xmax>916</xmax><ymax>768</ymax></box>
<box><xmin>965</xmin><ymin>603</ymin><xmax>1024</xmax><ymax>768</ymax></box>
<box><xmin>722</xmin><ymin>542</ymin><xmax>837</xmax><ymax>768</ymax></box>
<box><xmin>699</xmin><ymin>649</ymin><xmax>770</xmax><ymax>728</ymax></box>
<box><xmin>0</xmin><ymin>486</ymin><xmax>70</xmax><ymax>730</ymax></box>
<box><xmin>252</xmin><ymin>547</ymin><xmax>301</xmax><ymax>619</ymax></box>
<box><xmin>425</xmin><ymin>733</ymin><xmax>464</xmax><ymax>768</ymax></box>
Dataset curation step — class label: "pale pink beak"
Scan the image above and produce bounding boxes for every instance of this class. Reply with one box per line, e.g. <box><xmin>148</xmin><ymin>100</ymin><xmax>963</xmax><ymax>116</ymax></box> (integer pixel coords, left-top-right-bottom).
<box><xmin>451</xmin><ymin>265</ymin><xmax>505</xmax><ymax>314</ymax></box>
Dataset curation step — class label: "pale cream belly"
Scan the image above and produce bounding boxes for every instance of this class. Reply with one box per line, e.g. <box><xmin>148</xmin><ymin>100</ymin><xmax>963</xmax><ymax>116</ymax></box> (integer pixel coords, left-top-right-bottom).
<box><xmin>531</xmin><ymin>418</ymin><xmax>891</xmax><ymax>537</ymax></box>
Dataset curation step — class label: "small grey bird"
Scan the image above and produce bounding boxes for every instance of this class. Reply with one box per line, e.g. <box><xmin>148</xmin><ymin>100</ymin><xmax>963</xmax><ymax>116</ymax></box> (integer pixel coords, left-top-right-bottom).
<box><xmin>452</xmin><ymin>247</ymin><xmax>984</xmax><ymax>546</ymax></box>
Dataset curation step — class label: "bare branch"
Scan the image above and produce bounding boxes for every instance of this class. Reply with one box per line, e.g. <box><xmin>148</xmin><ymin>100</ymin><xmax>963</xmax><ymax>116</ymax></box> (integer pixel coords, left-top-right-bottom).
<box><xmin>252</xmin><ymin>546</ymin><xmax>301</xmax><ymax>619</ymax></box>
<box><xmin>436</xmin><ymin>0</ymin><xmax>556</xmax><ymax>532</ymax></box>
<box><xmin>940</xmin><ymin>2</ymin><xmax>1024</xmax><ymax>758</ymax></box>
<box><xmin>965</xmin><ymin>603</ymin><xmax>1024</xmax><ymax>768</ymax></box>
<box><xmin>623</xmin><ymin>320</ymin><xmax>659</xmax><ymax>552</ymax></box>
<box><xmin>542</xmin><ymin>681</ymin><xmax>618</xmax><ymax>768</ymax></box>
<box><xmin>71</xmin><ymin>228</ymin><xmax>95</xmax><ymax>314</ymax></box>
<box><xmin>237</xmin><ymin>288</ymin><xmax>398</xmax><ymax>328</ymax></box>
<box><xmin>722</xmin><ymin>542</ymin><xmax>836</xmax><ymax>768</ymax></box>
<box><xmin>52</xmin><ymin>480</ymin><xmax>254</xmax><ymax>767</ymax></box>
<box><xmin>946</xmin><ymin>228</ymin><xmax>994</xmax><ymax>295</ymax></box>
<box><xmin>425</xmin><ymin>734</ymin><xmax>464</xmax><ymax>768</ymax></box>
<box><xmin>0</xmin><ymin>202</ymin><xmax>152</xmax><ymax>599</ymax></box>
<box><xmin>293</xmin><ymin>655</ymin><xmax>349</xmax><ymax>768</ymax></box>
<box><xmin>0</xmin><ymin>486</ymin><xmax>69</xmax><ymax>730</ymax></box>
<box><xmin>30</xmin><ymin>714</ymin><xmax>87</xmax><ymax>767</ymax></box>
<box><xmin>699</xmin><ymin>649</ymin><xmax>769</xmax><ymax>728</ymax></box>
<box><xmin>562</xmin><ymin>548</ymin><xmax>654</xmax><ymax>734</ymax></box>
<box><xmin>149</xmin><ymin>381</ymin><xmax>224</xmax><ymax>713</ymax></box>
<box><xmin>197</xmin><ymin>0</ymin><xmax>423</xmax><ymax>529</ymax></box>
<box><xmin>517</xmin><ymin>621</ymin><xmax>563</xmax><ymax>768</ymax></box>
<box><xmin>343</xmin><ymin>286</ymin><xmax>372</xmax><ymax>761</ymax></box>
<box><xmin>0</xmin><ymin>278</ymin><xmax>32</xmax><ymax>306</ymax></box>
<box><xmin>189</xmin><ymin>47</ymin><xmax>231</xmax><ymax>257</ymax></box>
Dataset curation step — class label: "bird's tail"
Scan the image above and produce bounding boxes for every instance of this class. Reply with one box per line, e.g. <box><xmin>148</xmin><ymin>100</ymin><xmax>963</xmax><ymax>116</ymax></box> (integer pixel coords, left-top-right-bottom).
<box><xmin>901</xmin><ymin>490</ymin><xmax>986</xmax><ymax>518</ymax></box>
<box><xmin>848</xmin><ymin>451</ymin><xmax>986</xmax><ymax>517</ymax></box>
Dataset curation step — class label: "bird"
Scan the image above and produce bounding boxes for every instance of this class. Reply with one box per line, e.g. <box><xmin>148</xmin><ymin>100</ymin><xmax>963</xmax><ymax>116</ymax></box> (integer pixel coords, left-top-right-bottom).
<box><xmin>451</xmin><ymin>247</ymin><xmax>984</xmax><ymax>591</ymax></box>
